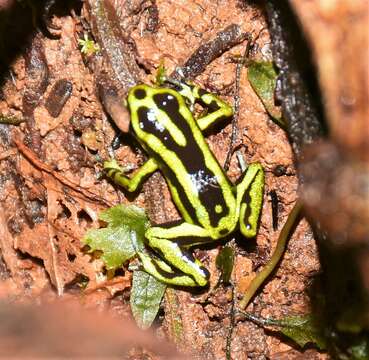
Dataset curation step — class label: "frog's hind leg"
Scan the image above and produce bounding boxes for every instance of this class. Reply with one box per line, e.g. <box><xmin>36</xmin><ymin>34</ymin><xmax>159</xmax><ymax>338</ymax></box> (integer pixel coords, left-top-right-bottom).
<box><xmin>137</xmin><ymin>250</ymin><xmax>208</xmax><ymax>287</ymax></box>
<box><xmin>143</xmin><ymin>222</ymin><xmax>214</xmax><ymax>286</ymax></box>
<box><xmin>236</xmin><ymin>163</ymin><xmax>264</xmax><ymax>238</ymax></box>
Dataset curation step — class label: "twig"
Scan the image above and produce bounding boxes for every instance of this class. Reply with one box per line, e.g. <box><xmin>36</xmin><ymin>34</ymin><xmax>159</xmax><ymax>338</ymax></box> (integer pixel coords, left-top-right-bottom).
<box><xmin>224</xmin><ymin>37</ymin><xmax>252</xmax><ymax>171</ymax></box>
<box><xmin>239</xmin><ymin>200</ymin><xmax>303</xmax><ymax>310</ymax></box>
<box><xmin>225</xmin><ymin>285</ymin><xmax>236</xmax><ymax>360</ymax></box>
<box><xmin>13</xmin><ymin>135</ymin><xmax>112</xmax><ymax>207</ymax></box>
<box><xmin>172</xmin><ymin>24</ymin><xmax>249</xmax><ymax>80</ymax></box>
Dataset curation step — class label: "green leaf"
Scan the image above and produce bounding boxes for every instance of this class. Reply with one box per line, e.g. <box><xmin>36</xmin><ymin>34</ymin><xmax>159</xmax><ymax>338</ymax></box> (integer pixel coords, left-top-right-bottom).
<box><xmin>348</xmin><ymin>337</ymin><xmax>369</xmax><ymax>360</ymax></box>
<box><xmin>78</xmin><ymin>33</ymin><xmax>100</xmax><ymax>56</ymax></box>
<box><xmin>83</xmin><ymin>204</ymin><xmax>149</xmax><ymax>270</ymax></box>
<box><xmin>247</xmin><ymin>61</ymin><xmax>286</xmax><ymax>129</ymax></box>
<box><xmin>130</xmin><ymin>270</ymin><xmax>167</xmax><ymax>330</ymax></box>
<box><xmin>155</xmin><ymin>60</ymin><xmax>167</xmax><ymax>85</ymax></box>
<box><xmin>83</xmin><ymin>205</ymin><xmax>166</xmax><ymax>330</ymax></box>
<box><xmin>277</xmin><ymin>314</ymin><xmax>327</xmax><ymax>350</ymax></box>
<box><xmin>215</xmin><ymin>246</ymin><xmax>234</xmax><ymax>284</ymax></box>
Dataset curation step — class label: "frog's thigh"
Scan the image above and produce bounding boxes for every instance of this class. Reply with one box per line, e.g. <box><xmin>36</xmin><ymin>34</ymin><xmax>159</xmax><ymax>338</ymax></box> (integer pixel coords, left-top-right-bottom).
<box><xmin>145</xmin><ymin>222</ymin><xmax>213</xmax><ymax>286</ymax></box>
<box><xmin>138</xmin><ymin>252</ymin><xmax>199</xmax><ymax>287</ymax></box>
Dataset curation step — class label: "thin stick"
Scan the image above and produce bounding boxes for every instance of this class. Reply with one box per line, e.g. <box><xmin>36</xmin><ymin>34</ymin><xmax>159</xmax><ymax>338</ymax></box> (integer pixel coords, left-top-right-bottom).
<box><xmin>239</xmin><ymin>200</ymin><xmax>303</xmax><ymax>310</ymax></box>
<box><xmin>224</xmin><ymin>38</ymin><xmax>252</xmax><ymax>171</ymax></box>
<box><xmin>13</xmin><ymin>135</ymin><xmax>112</xmax><ymax>207</ymax></box>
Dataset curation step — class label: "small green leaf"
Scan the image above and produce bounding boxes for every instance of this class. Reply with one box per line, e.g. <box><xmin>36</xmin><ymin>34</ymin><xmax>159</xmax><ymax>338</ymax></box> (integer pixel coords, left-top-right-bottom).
<box><xmin>348</xmin><ymin>337</ymin><xmax>369</xmax><ymax>360</ymax></box>
<box><xmin>83</xmin><ymin>204</ymin><xmax>149</xmax><ymax>270</ymax></box>
<box><xmin>247</xmin><ymin>61</ymin><xmax>286</xmax><ymax>129</ymax></box>
<box><xmin>215</xmin><ymin>246</ymin><xmax>234</xmax><ymax>284</ymax></box>
<box><xmin>78</xmin><ymin>33</ymin><xmax>100</xmax><ymax>56</ymax></box>
<box><xmin>278</xmin><ymin>314</ymin><xmax>327</xmax><ymax>350</ymax></box>
<box><xmin>155</xmin><ymin>60</ymin><xmax>167</xmax><ymax>85</ymax></box>
<box><xmin>130</xmin><ymin>270</ymin><xmax>167</xmax><ymax>329</ymax></box>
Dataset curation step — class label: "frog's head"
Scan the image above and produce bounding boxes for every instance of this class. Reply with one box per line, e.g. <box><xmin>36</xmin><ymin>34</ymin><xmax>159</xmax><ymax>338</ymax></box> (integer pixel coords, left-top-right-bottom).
<box><xmin>126</xmin><ymin>84</ymin><xmax>189</xmax><ymax>148</ymax></box>
<box><xmin>127</xmin><ymin>84</ymin><xmax>185</xmax><ymax>121</ymax></box>
<box><xmin>128</xmin><ymin>84</ymin><xmax>182</xmax><ymax>107</ymax></box>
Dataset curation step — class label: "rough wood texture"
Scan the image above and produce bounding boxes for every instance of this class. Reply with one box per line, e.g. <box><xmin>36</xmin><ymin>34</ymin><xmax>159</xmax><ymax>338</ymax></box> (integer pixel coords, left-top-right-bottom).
<box><xmin>290</xmin><ymin>0</ymin><xmax>368</xmax><ymax>160</ymax></box>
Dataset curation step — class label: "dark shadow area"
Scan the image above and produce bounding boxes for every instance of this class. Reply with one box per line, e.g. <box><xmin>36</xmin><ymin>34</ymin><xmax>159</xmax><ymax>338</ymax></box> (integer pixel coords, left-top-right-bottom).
<box><xmin>265</xmin><ymin>0</ymin><xmax>327</xmax><ymax>156</ymax></box>
<box><xmin>0</xmin><ymin>2</ymin><xmax>35</xmax><ymax>90</ymax></box>
<box><xmin>309</xmin><ymin>226</ymin><xmax>369</xmax><ymax>356</ymax></box>
<box><xmin>0</xmin><ymin>0</ymin><xmax>82</xmax><ymax>92</ymax></box>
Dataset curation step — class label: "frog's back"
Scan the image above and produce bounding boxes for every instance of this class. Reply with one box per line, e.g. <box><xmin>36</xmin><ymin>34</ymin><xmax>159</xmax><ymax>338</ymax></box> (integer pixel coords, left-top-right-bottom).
<box><xmin>127</xmin><ymin>85</ymin><xmax>236</xmax><ymax>230</ymax></box>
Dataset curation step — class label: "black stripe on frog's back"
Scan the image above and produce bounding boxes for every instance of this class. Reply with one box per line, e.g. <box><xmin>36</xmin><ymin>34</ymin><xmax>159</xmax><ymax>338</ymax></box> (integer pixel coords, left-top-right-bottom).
<box><xmin>136</xmin><ymin>91</ymin><xmax>230</xmax><ymax>228</ymax></box>
<box><xmin>136</xmin><ymin>106</ymin><xmax>199</xmax><ymax>225</ymax></box>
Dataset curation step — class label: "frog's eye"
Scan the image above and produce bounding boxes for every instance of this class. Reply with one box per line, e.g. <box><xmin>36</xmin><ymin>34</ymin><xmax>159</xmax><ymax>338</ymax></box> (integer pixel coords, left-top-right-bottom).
<box><xmin>134</xmin><ymin>88</ymin><xmax>146</xmax><ymax>99</ymax></box>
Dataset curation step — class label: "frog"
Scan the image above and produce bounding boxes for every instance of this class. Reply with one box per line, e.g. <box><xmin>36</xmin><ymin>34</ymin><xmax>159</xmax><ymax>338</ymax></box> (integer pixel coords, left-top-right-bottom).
<box><xmin>104</xmin><ymin>80</ymin><xmax>264</xmax><ymax>287</ymax></box>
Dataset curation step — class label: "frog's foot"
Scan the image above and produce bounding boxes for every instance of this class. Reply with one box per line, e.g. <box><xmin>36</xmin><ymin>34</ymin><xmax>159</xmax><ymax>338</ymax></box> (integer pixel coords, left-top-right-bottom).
<box><xmin>104</xmin><ymin>158</ymin><xmax>123</xmax><ymax>172</ymax></box>
<box><xmin>104</xmin><ymin>158</ymin><xmax>158</xmax><ymax>193</ymax></box>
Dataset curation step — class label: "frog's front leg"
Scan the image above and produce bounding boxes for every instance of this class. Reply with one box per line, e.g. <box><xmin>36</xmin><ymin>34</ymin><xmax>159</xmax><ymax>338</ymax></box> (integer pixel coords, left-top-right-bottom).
<box><xmin>173</xmin><ymin>81</ymin><xmax>233</xmax><ymax>131</ymax></box>
<box><xmin>194</xmin><ymin>88</ymin><xmax>233</xmax><ymax>131</ymax></box>
<box><xmin>104</xmin><ymin>158</ymin><xmax>158</xmax><ymax>192</ymax></box>
<box><xmin>236</xmin><ymin>163</ymin><xmax>264</xmax><ymax>237</ymax></box>
<box><xmin>142</xmin><ymin>222</ymin><xmax>214</xmax><ymax>286</ymax></box>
